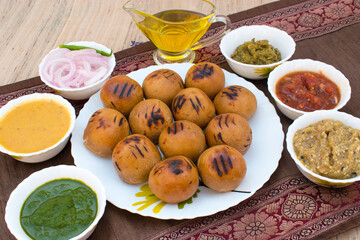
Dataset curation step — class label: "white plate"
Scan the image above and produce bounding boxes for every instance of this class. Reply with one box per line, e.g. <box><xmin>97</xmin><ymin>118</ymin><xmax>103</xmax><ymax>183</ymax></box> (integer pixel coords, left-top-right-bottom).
<box><xmin>71</xmin><ymin>63</ymin><xmax>284</xmax><ymax>219</ymax></box>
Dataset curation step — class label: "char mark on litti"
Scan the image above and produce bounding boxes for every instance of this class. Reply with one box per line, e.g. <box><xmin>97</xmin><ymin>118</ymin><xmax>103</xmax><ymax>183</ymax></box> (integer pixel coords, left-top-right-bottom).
<box><xmin>172</xmin><ymin>94</ymin><xmax>186</xmax><ymax>112</ymax></box>
<box><xmin>118</xmin><ymin>82</ymin><xmax>128</xmax><ymax>98</ymax></box>
<box><xmin>216</xmin><ymin>114</ymin><xmax>231</xmax><ymax>129</ymax></box>
<box><xmin>115</xmin><ymin>162</ymin><xmax>121</xmax><ymax>171</ymax></box>
<box><xmin>168</xmin><ymin>159</ymin><xmax>184</xmax><ymax>174</ymax></box>
<box><xmin>214</xmin><ymin>154</ymin><xmax>234</xmax><ymax>176</ymax></box>
<box><xmin>189</xmin><ymin>98</ymin><xmax>201</xmax><ymax>114</ymax></box>
<box><xmin>129</xmin><ymin>144</ymin><xmax>144</xmax><ymax>158</ymax></box>
<box><xmin>118</xmin><ymin>117</ymin><xmax>124</xmax><ymax>126</ymax></box>
<box><xmin>116</xmin><ymin>82</ymin><xmax>135</xmax><ymax>98</ymax></box>
<box><xmin>91</xmin><ymin>110</ymin><xmax>101</xmax><ymax>118</ymax></box>
<box><xmin>113</xmin><ymin>83</ymin><xmax>119</xmax><ymax>94</ymax></box>
<box><xmin>222</xmin><ymin>85</ymin><xmax>241</xmax><ymax>99</ymax></box>
<box><xmin>124</xmin><ymin>135</ymin><xmax>141</xmax><ymax>144</ymax></box>
<box><xmin>162</xmin><ymin>70</ymin><xmax>174</xmax><ymax>79</ymax></box>
<box><xmin>193</xmin><ymin>63</ymin><xmax>214</xmax><ymax>80</ymax></box>
<box><xmin>147</xmin><ymin>105</ymin><xmax>166</xmax><ymax>127</ymax></box>
<box><xmin>96</xmin><ymin>119</ymin><xmax>106</xmax><ymax>129</ymax></box>
<box><xmin>216</xmin><ymin>132</ymin><xmax>226</xmax><ymax>144</ymax></box>
<box><xmin>167</xmin><ymin>121</ymin><xmax>184</xmax><ymax>135</ymax></box>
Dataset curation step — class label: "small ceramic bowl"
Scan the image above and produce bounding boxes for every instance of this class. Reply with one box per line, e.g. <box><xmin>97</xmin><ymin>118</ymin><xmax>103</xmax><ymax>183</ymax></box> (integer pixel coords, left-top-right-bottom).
<box><xmin>39</xmin><ymin>41</ymin><xmax>116</xmax><ymax>100</ymax></box>
<box><xmin>286</xmin><ymin>110</ymin><xmax>360</xmax><ymax>187</ymax></box>
<box><xmin>219</xmin><ymin>25</ymin><xmax>296</xmax><ymax>79</ymax></box>
<box><xmin>0</xmin><ymin>93</ymin><xmax>76</xmax><ymax>163</ymax></box>
<box><xmin>268</xmin><ymin>59</ymin><xmax>351</xmax><ymax>120</ymax></box>
<box><xmin>5</xmin><ymin>165</ymin><xmax>107</xmax><ymax>240</ymax></box>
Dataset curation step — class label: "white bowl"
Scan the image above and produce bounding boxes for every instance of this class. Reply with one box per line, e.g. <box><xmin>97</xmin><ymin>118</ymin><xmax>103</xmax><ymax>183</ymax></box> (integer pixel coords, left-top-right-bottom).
<box><xmin>39</xmin><ymin>41</ymin><xmax>116</xmax><ymax>100</ymax></box>
<box><xmin>220</xmin><ymin>25</ymin><xmax>296</xmax><ymax>79</ymax></box>
<box><xmin>286</xmin><ymin>110</ymin><xmax>360</xmax><ymax>187</ymax></box>
<box><xmin>5</xmin><ymin>165</ymin><xmax>107</xmax><ymax>240</ymax></box>
<box><xmin>0</xmin><ymin>93</ymin><xmax>76</xmax><ymax>163</ymax></box>
<box><xmin>268</xmin><ymin>59</ymin><xmax>351</xmax><ymax>120</ymax></box>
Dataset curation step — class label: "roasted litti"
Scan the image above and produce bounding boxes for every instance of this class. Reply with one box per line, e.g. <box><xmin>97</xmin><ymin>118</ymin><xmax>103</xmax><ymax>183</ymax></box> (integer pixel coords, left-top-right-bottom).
<box><xmin>112</xmin><ymin>134</ymin><xmax>161</xmax><ymax>184</ymax></box>
<box><xmin>129</xmin><ymin>99</ymin><xmax>173</xmax><ymax>143</ymax></box>
<box><xmin>205</xmin><ymin>113</ymin><xmax>252</xmax><ymax>155</ymax></box>
<box><xmin>214</xmin><ymin>85</ymin><xmax>257</xmax><ymax>120</ymax></box>
<box><xmin>83</xmin><ymin>108</ymin><xmax>130</xmax><ymax>156</ymax></box>
<box><xmin>197</xmin><ymin>145</ymin><xmax>247</xmax><ymax>192</ymax></box>
<box><xmin>100</xmin><ymin>75</ymin><xmax>143</xmax><ymax>117</ymax></box>
<box><xmin>185</xmin><ymin>62</ymin><xmax>225</xmax><ymax>99</ymax></box>
<box><xmin>148</xmin><ymin>156</ymin><xmax>199</xmax><ymax>203</ymax></box>
<box><xmin>142</xmin><ymin>69</ymin><xmax>184</xmax><ymax>106</ymax></box>
<box><xmin>172</xmin><ymin>87</ymin><xmax>215</xmax><ymax>128</ymax></box>
<box><xmin>159</xmin><ymin>120</ymin><xmax>206</xmax><ymax>163</ymax></box>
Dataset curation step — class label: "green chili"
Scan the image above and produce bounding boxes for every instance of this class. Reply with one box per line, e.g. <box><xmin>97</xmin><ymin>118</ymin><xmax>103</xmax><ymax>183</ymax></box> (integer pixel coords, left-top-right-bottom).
<box><xmin>59</xmin><ymin>44</ymin><xmax>113</xmax><ymax>57</ymax></box>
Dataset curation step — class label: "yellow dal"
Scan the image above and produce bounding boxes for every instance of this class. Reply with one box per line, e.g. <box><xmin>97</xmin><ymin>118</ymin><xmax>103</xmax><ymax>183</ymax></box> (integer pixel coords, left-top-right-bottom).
<box><xmin>0</xmin><ymin>99</ymin><xmax>71</xmax><ymax>153</ymax></box>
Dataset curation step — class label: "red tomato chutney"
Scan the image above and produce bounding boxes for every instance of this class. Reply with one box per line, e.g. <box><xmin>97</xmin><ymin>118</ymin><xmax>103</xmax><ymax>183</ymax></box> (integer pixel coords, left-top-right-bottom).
<box><xmin>275</xmin><ymin>71</ymin><xmax>340</xmax><ymax>112</ymax></box>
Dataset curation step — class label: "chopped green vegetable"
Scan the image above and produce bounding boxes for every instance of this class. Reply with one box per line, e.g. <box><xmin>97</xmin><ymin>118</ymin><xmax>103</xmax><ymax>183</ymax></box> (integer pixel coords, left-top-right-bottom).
<box><xmin>59</xmin><ymin>44</ymin><xmax>113</xmax><ymax>57</ymax></box>
<box><xmin>231</xmin><ymin>38</ymin><xmax>281</xmax><ymax>65</ymax></box>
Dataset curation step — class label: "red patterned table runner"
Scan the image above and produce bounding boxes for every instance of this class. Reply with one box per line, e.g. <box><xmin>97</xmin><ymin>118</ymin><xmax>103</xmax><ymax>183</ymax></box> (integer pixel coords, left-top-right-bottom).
<box><xmin>148</xmin><ymin>177</ymin><xmax>360</xmax><ymax>240</ymax></box>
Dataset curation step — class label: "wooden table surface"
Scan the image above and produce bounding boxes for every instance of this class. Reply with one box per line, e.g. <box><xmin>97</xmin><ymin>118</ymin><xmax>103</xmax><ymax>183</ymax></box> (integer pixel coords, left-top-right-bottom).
<box><xmin>1</xmin><ymin>0</ymin><xmax>359</xmax><ymax>239</ymax></box>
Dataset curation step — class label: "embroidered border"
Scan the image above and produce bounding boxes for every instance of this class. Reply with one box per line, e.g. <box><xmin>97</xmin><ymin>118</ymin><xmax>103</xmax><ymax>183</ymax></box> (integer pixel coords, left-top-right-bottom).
<box><xmin>147</xmin><ymin>176</ymin><xmax>360</xmax><ymax>240</ymax></box>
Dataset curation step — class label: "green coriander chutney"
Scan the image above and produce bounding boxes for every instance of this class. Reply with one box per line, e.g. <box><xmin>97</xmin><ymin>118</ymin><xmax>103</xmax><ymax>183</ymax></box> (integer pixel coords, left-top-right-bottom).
<box><xmin>20</xmin><ymin>178</ymin><xmax>98</xmax><ymax>240</ymax></box>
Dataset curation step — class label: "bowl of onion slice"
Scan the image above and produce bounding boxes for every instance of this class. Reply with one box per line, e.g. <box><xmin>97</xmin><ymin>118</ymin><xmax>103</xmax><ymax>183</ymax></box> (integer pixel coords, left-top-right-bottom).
<box><xmin>39</xmin><ymin>41</ymin><xmax>116</xmax><ymax>100</ymax></box>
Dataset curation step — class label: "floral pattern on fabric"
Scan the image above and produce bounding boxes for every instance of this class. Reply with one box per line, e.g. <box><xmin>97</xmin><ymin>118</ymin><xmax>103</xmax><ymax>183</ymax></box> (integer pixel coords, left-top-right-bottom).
<box><xmin>148</xmin><ymin>177</ymin><xmax>360</xmax><ymax>240</ymax></box>
<box><xmin>281</xmin><ymin>194</ymin><xmax>317</xmax><ymax>220</ymax></box>
<box><xmin>232</xmin><ymin>212</ymin><xmax>278</xmax><ymax>239</ymax></box>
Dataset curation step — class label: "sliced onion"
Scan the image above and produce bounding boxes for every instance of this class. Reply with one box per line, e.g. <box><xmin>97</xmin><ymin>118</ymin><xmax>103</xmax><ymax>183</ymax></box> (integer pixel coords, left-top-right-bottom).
<box><xmin>41</xmin><ymin>48</ymin><xmax>111</xmax><ymax>89</ymax></box>
<box><xmin>84</xmin><ymin>67</ymin><xmax>108</xmax><ymax>86</ymax></box>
